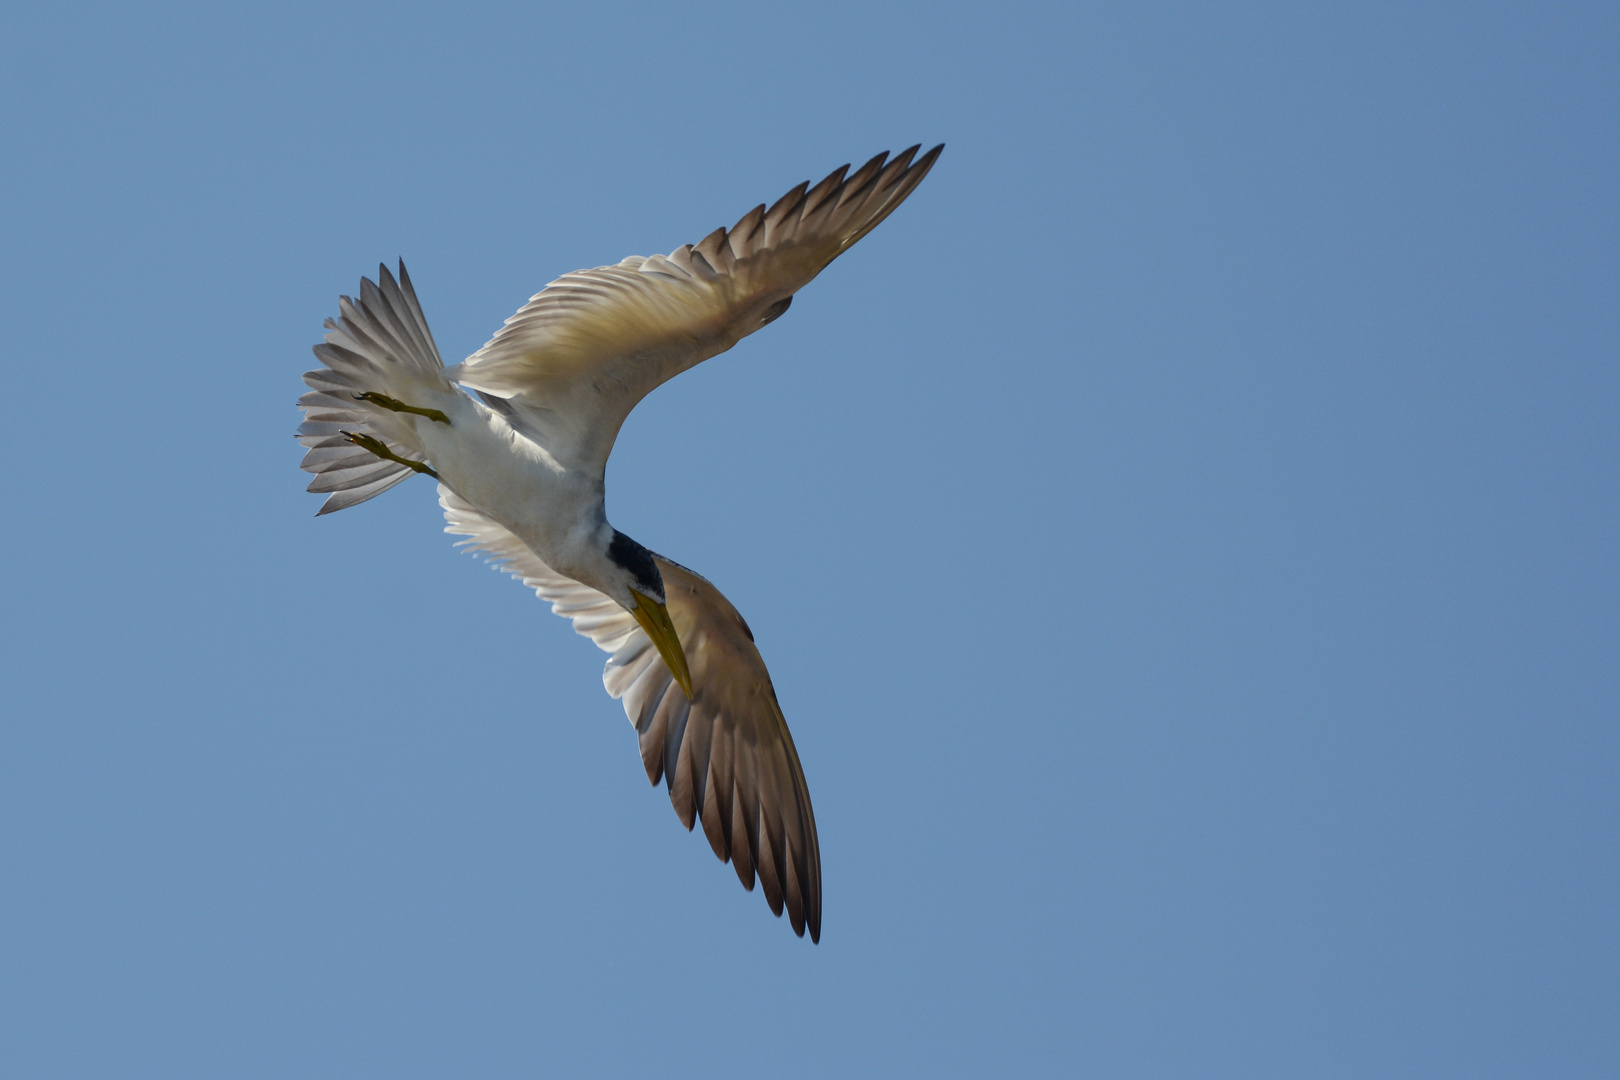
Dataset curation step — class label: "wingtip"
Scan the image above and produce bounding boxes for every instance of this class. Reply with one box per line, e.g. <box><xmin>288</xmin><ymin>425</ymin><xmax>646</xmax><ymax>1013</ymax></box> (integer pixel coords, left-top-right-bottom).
<box><xmin>910</xmin><ymin>143</ymin><xmax>945</xmax><ymax>175</ymax></box>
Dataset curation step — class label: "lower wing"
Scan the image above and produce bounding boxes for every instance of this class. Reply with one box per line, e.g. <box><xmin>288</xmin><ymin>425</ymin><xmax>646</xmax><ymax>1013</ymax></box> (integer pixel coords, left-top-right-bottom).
<box><xmin>439</xmin><ymin>487</ymin><xmax>822</xmax><ymax>941</ymax></box>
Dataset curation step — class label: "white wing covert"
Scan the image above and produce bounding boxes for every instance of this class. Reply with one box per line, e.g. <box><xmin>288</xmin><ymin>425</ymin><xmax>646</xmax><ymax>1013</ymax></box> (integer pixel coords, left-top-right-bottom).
<box><xmin>439</xmin><ymin>483</ymin><xmax>640</xmax><ymax>652</ymax></box>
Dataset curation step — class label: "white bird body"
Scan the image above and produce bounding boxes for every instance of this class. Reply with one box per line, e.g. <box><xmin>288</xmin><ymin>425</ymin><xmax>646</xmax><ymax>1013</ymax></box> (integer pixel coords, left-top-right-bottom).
<box><xmin>296</xmin><ymin>146</ymin><xmax>943</xmax><ymax>940</ymax></box>
<box><xmin>411</xmin><ymin>394</ymin><xmax>615</xmax><ymax>599</ymax></box>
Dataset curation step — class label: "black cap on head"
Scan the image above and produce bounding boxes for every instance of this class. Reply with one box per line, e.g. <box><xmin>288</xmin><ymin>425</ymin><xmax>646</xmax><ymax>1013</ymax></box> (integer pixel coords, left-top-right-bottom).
<box><xmin>608</xmin><ymin>530</ymin><xmax>664</xmax><ymax>599</ymax></box>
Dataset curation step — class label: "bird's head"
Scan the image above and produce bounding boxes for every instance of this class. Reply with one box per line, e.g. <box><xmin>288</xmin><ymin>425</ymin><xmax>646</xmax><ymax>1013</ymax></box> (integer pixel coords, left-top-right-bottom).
<box><xmin>608</xmin><ymin>530</ymin><xmax>695</xmax><ymax>700</ymax></box>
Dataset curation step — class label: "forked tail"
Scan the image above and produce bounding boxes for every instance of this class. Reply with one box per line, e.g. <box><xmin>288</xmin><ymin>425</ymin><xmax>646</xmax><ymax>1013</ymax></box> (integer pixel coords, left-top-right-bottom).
<box><xmin>296</xmin><ymin>261</ymin><xmax>450</xmax><ymax>515</ymax></box>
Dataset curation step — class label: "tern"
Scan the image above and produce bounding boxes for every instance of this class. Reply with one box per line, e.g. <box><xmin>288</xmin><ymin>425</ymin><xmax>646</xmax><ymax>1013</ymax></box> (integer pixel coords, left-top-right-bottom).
<box><xmin>296</xmin><ymin>145</ymin><xmax>943</xmax><ymax>941</ymax></box>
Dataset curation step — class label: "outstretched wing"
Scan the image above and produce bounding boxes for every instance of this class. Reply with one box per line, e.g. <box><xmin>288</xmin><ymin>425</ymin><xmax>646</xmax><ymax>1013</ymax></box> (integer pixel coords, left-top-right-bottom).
<box><xmin>446</xmin><ymin>144</ymin><xmax>943</xmax><ymax>475</ymax></box>
<box><xmin>440</xmin><ymin>487</ymin><xmax>822</xmax><ymax>941</ymax></box>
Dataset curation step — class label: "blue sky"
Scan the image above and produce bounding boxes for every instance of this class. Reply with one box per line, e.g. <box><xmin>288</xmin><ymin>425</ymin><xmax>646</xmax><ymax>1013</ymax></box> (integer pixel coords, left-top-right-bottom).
<box><xmin>1</xmin><ymin>2</ymin><xmax>1615</xmax><ymax>1076</ymax></box>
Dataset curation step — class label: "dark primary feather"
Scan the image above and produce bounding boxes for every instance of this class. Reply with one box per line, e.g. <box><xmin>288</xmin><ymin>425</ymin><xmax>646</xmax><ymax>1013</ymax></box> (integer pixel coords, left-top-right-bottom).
<box><xmin>439</xmin><ymin>489</ymin><xmax>824</xmax><ymax>941</ymax></box>
<box><xmin>621</xmin><ymin>559</ymin><xmax>822</xmax><ymax>941</ymax></box>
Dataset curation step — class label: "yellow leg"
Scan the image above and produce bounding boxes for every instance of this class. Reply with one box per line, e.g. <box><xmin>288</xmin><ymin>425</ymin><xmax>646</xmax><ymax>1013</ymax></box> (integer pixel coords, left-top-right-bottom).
<box><xmin>341</xmin><ymin>431</ymin><xmax>441</xmax><ymax>480</ymax></box>
<box><xmin>353</xmin><ymin>391</ymin><xmax>450</xmax><ymax>425</ymax></box>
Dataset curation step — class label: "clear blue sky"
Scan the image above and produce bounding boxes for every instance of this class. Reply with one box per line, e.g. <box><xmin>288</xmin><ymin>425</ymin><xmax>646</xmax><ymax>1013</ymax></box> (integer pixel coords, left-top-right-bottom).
<box><xmin>1</xmin><ymin>2</ymin><xmax>1615</xmax><ymax>1076</ymax></box>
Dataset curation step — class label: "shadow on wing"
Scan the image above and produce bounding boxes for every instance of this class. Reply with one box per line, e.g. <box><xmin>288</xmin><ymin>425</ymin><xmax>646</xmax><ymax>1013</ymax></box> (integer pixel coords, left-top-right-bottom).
<box><xmin>609</xmin><ymin>559</ymin><xmax>822</xmax><ymax>942</ymax></box>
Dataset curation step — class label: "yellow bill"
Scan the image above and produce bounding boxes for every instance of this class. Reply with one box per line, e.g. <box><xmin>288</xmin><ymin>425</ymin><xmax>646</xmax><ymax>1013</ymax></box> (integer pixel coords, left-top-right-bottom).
<box><xmin>630</xmin><ymin>591</ymin><xmax>695</xmax><ymax>700</ymax></box>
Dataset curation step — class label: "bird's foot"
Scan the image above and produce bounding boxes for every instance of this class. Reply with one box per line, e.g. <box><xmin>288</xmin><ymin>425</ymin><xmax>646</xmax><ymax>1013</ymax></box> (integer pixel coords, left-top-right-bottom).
<box><xmin>341</xmin><ymin>431</ymin><xmax>441</xmax><ymax>480</ymax></box>
<box><xmin>353</xmin><ymin>391</ymin><xmax>450</xmax><ymax>425</ymax></box>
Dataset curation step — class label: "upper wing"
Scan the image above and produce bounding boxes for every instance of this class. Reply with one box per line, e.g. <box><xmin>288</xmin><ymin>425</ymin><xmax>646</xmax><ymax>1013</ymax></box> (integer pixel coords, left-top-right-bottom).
<box><xmin>440</xmin><ymin>487</ymin><xmax>822</xmax><ymax>941</ymax></box>
<box><xmin>446</xmin><ymin>144</ymin><xmax>943</xmax><ymax>474</ymax></box>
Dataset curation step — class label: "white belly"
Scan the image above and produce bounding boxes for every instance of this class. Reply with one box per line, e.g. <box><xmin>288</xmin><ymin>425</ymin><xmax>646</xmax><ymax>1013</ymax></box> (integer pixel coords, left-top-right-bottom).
<box><xmin>413</xmin><ymin>391</ymin><xmax>609</xmax><ymax>589</ymax></box>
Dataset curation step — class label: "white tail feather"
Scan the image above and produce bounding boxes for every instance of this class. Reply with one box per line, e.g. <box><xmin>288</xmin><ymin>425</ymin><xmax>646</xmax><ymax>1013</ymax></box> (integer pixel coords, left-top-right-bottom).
<box><xmin>296</xmin><ymin>261</ymin><xmax>450</xmax><ymax>515</ymax></box>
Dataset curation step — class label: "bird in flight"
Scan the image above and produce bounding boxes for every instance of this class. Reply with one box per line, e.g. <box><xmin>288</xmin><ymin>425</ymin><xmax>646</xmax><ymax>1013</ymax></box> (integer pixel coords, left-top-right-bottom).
<box><xmin>296</xmin><ymin>145</ymin><xmax>943</xmax><ymax>941</ymax></box>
